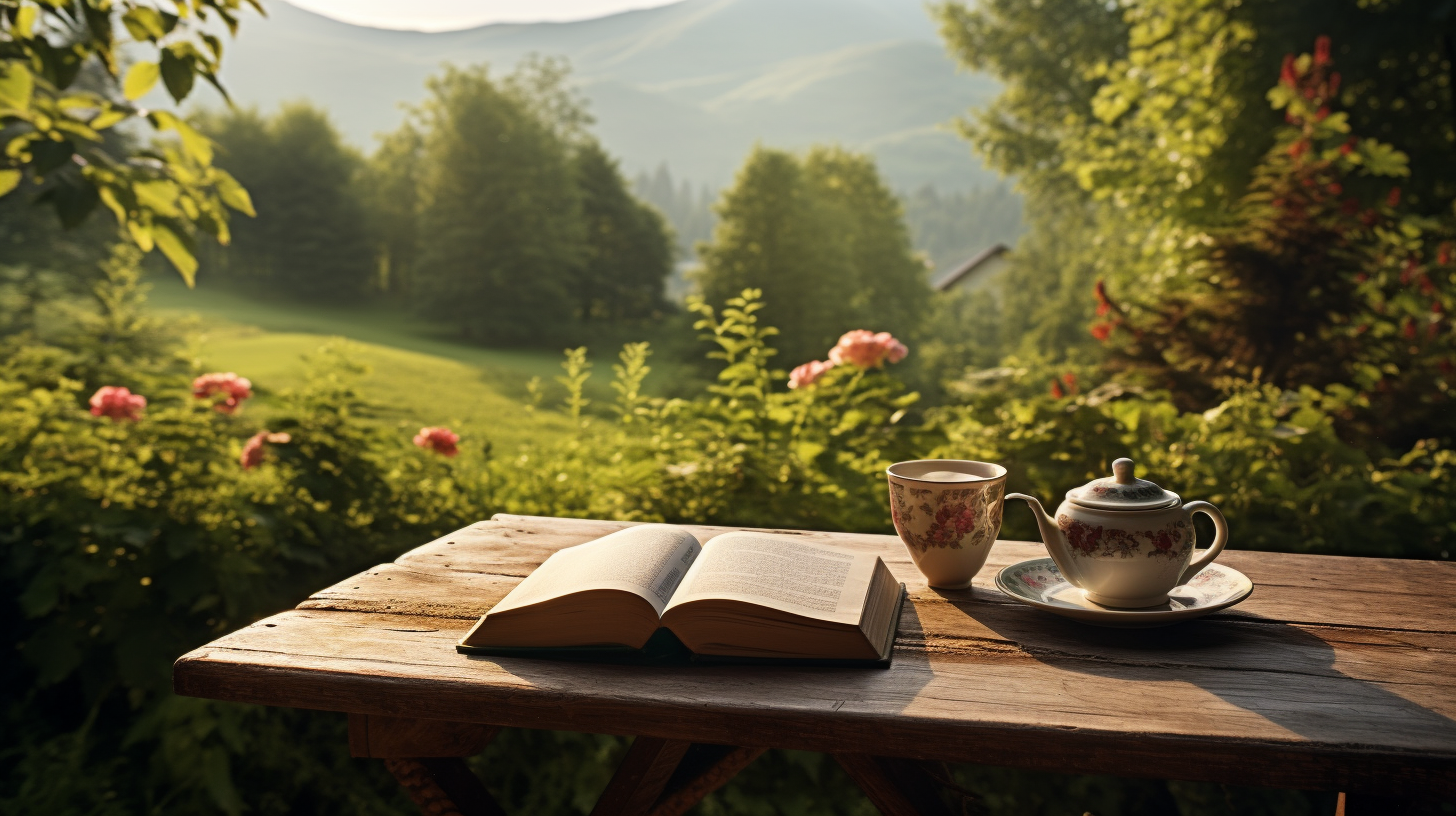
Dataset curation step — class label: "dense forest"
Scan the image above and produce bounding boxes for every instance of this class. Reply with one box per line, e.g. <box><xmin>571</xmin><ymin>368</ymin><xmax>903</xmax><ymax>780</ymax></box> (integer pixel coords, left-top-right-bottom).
<box><xmin>2</xmin><ymin>1</ymin><xmax>1454</xmax><ymax>815</ymax></box>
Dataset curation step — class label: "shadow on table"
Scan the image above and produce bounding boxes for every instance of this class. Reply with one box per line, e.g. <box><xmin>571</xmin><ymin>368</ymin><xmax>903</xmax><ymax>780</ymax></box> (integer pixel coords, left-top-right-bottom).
<box><xmin>930</xmin><ymin>588</ymin><xmax>1456</xmax><ymax>750</ymax></box>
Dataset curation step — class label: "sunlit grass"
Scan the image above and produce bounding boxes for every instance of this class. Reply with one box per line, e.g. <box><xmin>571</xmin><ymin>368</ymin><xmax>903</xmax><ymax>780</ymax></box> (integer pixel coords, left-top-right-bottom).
<box><xmin>148</xmin><ymin>276</ymin><xmax>577</xmax><ymax>454</ymax></box>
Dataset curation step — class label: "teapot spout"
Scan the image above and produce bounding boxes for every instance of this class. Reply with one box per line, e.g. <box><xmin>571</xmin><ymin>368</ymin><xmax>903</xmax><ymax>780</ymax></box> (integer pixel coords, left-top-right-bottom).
<box><xmin>1005</xmin><ymin>493</ymin><xmax>1082</xmax><ymax>585</ymax></box>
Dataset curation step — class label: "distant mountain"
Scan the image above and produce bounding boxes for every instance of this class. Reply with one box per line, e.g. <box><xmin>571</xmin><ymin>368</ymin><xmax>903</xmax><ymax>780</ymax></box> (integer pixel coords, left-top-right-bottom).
<box><xmin>199</xmin><ymin>0</ymin><xmax>1002</xmax><ymax>191</ymax></box>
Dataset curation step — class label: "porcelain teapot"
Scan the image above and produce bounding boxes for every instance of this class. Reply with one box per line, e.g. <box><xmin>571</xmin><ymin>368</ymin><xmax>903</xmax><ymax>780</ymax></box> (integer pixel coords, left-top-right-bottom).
<box><xmin>1006</xmin><ymin>458</ymin><xmax>1228</xmax><ymax>608</ymax></box>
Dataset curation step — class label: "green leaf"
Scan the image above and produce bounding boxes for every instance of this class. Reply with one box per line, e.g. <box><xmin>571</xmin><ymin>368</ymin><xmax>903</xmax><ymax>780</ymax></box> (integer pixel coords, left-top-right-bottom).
<box><xmin>171</xmin><ymin>118</ymin><xmax>213</xmax><ymax>164</ymax></box>
<box><xmin>213</xmin><ymin>169</ymin><xmax>254</xmax><ymax>216</ymax></box>
<box><xmin>0</xmin><ymin>169</ymin><xmax>20</xmax><ymax>198</ymax></box>
<box><xmin>122</xmin><ymin>7</ymin><xmax>168</xmax><ymax>40</ymax></box>
<box><xmin>160</xmin><ymin>49</ymin><xmax>195</xmax><ymax>103</ymax></box>
<box><xmin>15</xmin><ymin>5</ymin><xmax>37</xmax><ymax>38</ymax></box>
<box><xmin>153</xmin><ymin>222</ymin><xmax>198</xmax><ymax>285</ymax></box>
<box><xmin>123</xmin><ymin>61</ymin><xmax>160</xmax><ymax>101</ymax></box>
<box><xmin>0</xmin><ymin>63</ymin><xmax>35</xmax><ymax>112</ymax></box>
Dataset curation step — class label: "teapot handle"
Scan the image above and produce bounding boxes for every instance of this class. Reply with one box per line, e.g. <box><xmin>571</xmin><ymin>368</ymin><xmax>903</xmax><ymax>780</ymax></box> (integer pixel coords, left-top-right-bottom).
<box><xmin>1179</xmin><ymin>502</ymin><xmax>1229</xmax><ymax>585</ymax></box>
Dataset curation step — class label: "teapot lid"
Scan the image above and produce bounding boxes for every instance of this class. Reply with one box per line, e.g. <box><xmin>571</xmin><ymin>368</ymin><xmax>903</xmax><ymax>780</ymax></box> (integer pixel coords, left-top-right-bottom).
<box><xmin>1067</xmin><ymin>458</ymin><xmax>1179</xmax><ymax>510</ymax></box>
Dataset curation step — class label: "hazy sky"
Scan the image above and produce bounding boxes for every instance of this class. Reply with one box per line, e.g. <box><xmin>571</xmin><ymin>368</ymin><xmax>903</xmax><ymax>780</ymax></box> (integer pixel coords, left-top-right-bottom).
<box><xmin>285</xmin><ymin>0</ymin><xmax>683</xmax><ymax>31</ymax></box>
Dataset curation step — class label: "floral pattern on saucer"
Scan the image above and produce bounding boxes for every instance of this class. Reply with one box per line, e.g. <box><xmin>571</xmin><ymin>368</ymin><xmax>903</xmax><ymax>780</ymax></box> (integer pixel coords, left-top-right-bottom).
<box><xmin>995</xmin><ymin>558</ymin><xmax>1253</xmax><ymax>628</ymax></box>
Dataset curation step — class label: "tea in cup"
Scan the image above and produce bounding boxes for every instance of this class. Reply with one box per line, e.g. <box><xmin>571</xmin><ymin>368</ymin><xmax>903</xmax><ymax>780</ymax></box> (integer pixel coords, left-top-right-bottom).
<box><xmin>886</xmin><ymin>459</ymin><xmax>1007</xmax><ymax>589</ymax></box>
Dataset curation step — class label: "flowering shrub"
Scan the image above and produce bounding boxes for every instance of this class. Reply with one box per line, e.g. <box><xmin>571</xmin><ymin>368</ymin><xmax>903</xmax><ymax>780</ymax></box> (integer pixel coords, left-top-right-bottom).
<box><xmin>788</xmin><ymin>359</ymin><xmax>834</xmax><ymax>389</ymax></box>
<box><xmin>414</xmin><ymin>426</ymin><xmax>460</xmax><ymax>456</ymax></box>
<box><xmin>240</xmin><ymin>430</ymin><xmax>291</xmax><ymax>469</ymax></box>
<box><xmin>88</xmin><ymin>385</ymin><xmax>146</xmax><ymax>421</ymax></box>
<box><xmin>828</xmin><ymin>329</ymin><xmax>909</xmax><ymax>369</ymax></box>
<box><xmin>191</xmin><ymin>372</ymin><xmax>253</xmax><ymax>414</ymax></box>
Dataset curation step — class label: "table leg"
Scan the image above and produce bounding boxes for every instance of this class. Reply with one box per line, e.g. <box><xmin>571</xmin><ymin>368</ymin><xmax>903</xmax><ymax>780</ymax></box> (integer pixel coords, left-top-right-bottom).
<box><xmin>386</xmin><ymin>758</ymin><xmax>507</xmax><ymax>816</ymax></box>
<box><xmin>590</xmin><ymin>737</ymin><xmax>693</xmax><ymax>816</ymax></box>
<box><xmin>349</xmin><ymin>714</ymin><xmax>505</xmax><ymax>816</ymax></box>
<box><xmin>835</xmin><ymin>754</ymin><xmax>978</xmax><ymax>816</ymax></box>
<box><xmin>647</xmin><ymin>745</ymin><xmax>767</xmax><ymax>816</ymax></box>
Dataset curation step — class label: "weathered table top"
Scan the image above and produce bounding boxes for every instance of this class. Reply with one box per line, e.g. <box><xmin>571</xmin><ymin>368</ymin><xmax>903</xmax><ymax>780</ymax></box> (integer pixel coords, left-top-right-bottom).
<box><xmin>174</xmin><ymin>514</ymin><xmax>1456</xmax><ymax>796</ymax></box>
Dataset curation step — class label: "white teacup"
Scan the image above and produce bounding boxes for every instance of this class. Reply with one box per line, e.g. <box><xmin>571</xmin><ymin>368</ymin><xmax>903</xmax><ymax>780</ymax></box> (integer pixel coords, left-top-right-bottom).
<box><xmin>886</xmin><ymin>459</ymin><xmax>1007</xmax><ymax>589</ymax></box>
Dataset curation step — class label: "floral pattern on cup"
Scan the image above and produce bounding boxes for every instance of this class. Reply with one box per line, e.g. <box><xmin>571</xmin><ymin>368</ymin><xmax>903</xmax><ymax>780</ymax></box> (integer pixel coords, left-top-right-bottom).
<box><xmin>890</xmin><ymin>480</ymin><xmax>1004</xmax><ymax>553</ymax></box>
<box><xmin>1055</xmin><ymin>514</ymin><xmax>1194</xmax><ymax>560</ymax></box>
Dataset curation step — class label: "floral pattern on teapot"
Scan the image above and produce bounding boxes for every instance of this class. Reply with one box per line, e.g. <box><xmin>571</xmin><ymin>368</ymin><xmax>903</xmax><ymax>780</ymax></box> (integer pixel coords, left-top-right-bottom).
<box><xmin>1055</xmin><ymin>514</ymin><xmax>1194</xmax><ymax>560</ymax></box>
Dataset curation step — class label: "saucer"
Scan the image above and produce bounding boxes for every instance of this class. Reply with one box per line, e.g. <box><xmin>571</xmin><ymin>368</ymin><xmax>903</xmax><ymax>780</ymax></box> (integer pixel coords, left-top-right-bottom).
<box><xmin>994</xmin><ymin>558</ymin><xmax>1254</xmax><ymax>628</ymax></box>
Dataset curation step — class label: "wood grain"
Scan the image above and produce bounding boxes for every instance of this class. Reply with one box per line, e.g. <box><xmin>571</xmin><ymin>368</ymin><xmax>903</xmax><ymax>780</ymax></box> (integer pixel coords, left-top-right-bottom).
<box><xmin>348</xmin><ymin>713</ymin><xmax>498</xmax><ymax>758</ymax></box>
<box><xmin>175</xmin><ymin>514</ymin><xmax>1456</xmax><ymax>797</ymax></box>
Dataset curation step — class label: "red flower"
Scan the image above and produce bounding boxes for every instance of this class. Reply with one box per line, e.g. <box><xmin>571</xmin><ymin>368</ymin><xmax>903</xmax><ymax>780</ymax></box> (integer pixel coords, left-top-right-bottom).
<box><xmin>1090</xmin><ymin>322</ymin><xmax>1113</xmax><ymax>342</ymax></box>
<box><xmin>1327</xmin><ymin>182</ymin><xmax>1342</xmax><ymax>195</ymax></box>
<box><xmin>1403</xmin><ymin>318</ymin><xmax>1417</xmax><ymax>340</ymax></box>
<box><xmin>89</xmin><ymin>386</ymin><xmax>146</xmax><ymax>422</ymax></box>
<box><xmin>1288</xmin><ymin>139</ymin><xmax>1310</xmax><ymax>160</ymax></box>
<box><xmin>414</xmin><ymin>426</ymin><xmax>460</xmax><ymax>457</ymax></box>
<box><xmin>1313</xmin><ymin>35</ymin><xmax>1332</xmax><ymax>67</ymax></box>
<box><xmin>1440</xmin><ymin>243</ymin><xmax>1453</xmax><ymax>266</ymax></box>
<box><xmin>1420</xmin><ymin>276</ymin><xmax>1436</xmax><ymax>295</ymax></box>
<box><xmin>1315</xmin><ymin>106</ymin><xmax>1330</xmax><ymax>121</ymax></box>
<box><xmin>788</xmin><ymin>359</ymin><xmax>835</xmax><ymax>389</ymax></box>
<box><xmin>828</xmin><ymin>330</ymin><xmax>909</xmax><ymax>369</ymax></box>
<box><xmin>1279</xmin><ymin>54</ymin><xmax>1298</xmax><ymax>86</ymax></box>
<box><xmin>1061</xmin><ymin>372</ymin><xmax>1078</xmax><ymax>392</ymax></box>
<box><xmin>192</xmin><ymin>372</ymin><xmax>253</xmax><ymax>414</ymax></box>
<box><xmin>1401</xmin><ymin>258</ymin><xmax>1418</xmax><ymax>286</ymax></box>
<box><xmin>240</xmin><ymin>431</ymin><xmax>291</xmax><ymax>470</ymax></box>
<box><xmin>1328</xmin><ymin>72</ymin><xmax>1341</xmax><ymax>95</ymax></box>
<box><xmin>1387</xmin><ymin>187</ymin><xmax>1401</xmax><ymax>208</ymax></box>
<box><xmin>1050</xmin><ymin>379</ymin><xmax>1064</xmax><ymax>399</ymax></box>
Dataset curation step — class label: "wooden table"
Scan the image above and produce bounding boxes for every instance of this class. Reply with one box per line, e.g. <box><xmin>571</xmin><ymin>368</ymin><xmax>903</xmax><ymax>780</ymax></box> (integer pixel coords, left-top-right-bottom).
<box><xmin>174</xmin><ymin>514</ymin><xmax>1456</xmax><ymax>815</ymax></box>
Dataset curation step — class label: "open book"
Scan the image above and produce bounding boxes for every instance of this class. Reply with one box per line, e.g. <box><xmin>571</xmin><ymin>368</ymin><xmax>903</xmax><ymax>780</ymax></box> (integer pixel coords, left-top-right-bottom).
<box><xmin>457</xmin><ymin>525</ymin><xmax>905</xmax><ymax>667</ymax></box>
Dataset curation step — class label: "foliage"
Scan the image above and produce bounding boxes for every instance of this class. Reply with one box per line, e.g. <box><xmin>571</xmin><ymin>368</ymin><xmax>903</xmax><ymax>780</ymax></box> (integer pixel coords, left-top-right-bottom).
<box><xmin>935</xmin><ymin>374</ymin><xmax>1454</xmax><ymax>558</ymax></box>
<box><xmin>0</xmin><ymin>0</ymin><xmax>259</xmax><ymax>281</ymax></box>
<box><xmin>572</xmin><ymin>141</ymin><xmax>674</xmax><ymax>322</ymax></box>
<box><xmin>1097</xmin><ymin>37</ymin><xmax>1454</xmax><ymax>451</ymax></box>
<box><xmin>931</xmin><ymin>0</ymin><xmax>1456</xmax><ymax>367</ymax></box>
<box><xmin>370</xmin><ymin>58</ymin><xmax>674</xmax><ymax>342</ymax></box>
<box><xmin>197</xmin><ymin>102</ymin><xmax>374</xmax><ymax>299</ymax></box>
<box><xmin>696</xmin><ymin>146</ymin><xmax>931</xmax><ymax>364</ymax></box>
<box><xmin>0</xmin><ymin>247</ymin><xmax>479</xmax><ymax>814</ymax></box>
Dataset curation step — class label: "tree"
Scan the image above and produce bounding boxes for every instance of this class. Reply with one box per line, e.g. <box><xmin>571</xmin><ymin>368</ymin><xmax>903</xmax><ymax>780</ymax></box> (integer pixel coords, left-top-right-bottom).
<box><xmin>408</xmin><ymin>64</ymin><xmax>584</xmax><ymax>343</ymax></box>
<box><xmin>199</xmin><ymin>103</ymin><xmax>373</xmax><ymax>300</ymax></box>
<box><xmin>0</xmin><ymin>0</ymin><xmax>258</xmax><ymax>281</ymax></box>
<box><xmin>572</xmin><ymin>141</ymin><xmax>673</xmax><ymax>322</ymax></box>
<box><xmin>932</xmin><ymin>0</ymin><xmax>1456</xmax><ymax>365</ymax></box>
<box><xmin>696</xmin><ymin>146</ymin><xmax>931</xmax><ymax>366</ymax></box>
<box><xmin>361</xmin><ymin>123</ymin><xmax>424</xmax><ymax>295</ymax></box>
<box><xmin>802</xmin><ymin>147</ymin><xmax>930</xmax><ymax>350</ymax></box>
<box><xmin>696</xmin><ymin>148</ymin><xmax>845</xmax><ymax>364</ymax></box>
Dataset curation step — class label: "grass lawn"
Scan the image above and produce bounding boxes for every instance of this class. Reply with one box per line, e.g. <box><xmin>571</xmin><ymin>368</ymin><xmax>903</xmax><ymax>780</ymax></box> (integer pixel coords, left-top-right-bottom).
<box><xmin>147</xmin><ymin>276</ymin><xmax>581</xmax><ymax>453</ymax></box>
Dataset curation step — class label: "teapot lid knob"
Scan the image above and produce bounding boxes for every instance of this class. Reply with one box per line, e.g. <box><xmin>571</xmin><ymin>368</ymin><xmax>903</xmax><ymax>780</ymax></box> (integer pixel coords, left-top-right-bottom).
<box><xmin>1112</xmin><ymin>457</ymin><xmax>1135</xmax><ymax>484</ymax></box>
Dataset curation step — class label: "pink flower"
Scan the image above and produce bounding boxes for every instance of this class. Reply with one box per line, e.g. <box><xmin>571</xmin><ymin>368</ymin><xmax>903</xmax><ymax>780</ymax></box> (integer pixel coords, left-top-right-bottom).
<box><xmin>788</xmin><ymin>360</ymin><xmax>835</xmax><ymax>389</ymax></box>
<box><xmin>192</xmin><ymin>372</ymin><xmax>253</xmax><ymax>414</ymax></box>
<box><xmin>240</xmin><ymin>431</ymin><xmax>290</xmax><ymax>470</ymax></box>
<box><xmin>89</xmin><ymin>386</ymin><xmax>147</xmax><ymax>422</ymax></box>
<box><xmin>827</xmin><ymin>330</ymin><xmax>909</xmax><ymax>370</ymax></box>
<box><xmin>414</xmin><ymin>426</ymin><xmax>459</xmax><ymax>457</ymax></box>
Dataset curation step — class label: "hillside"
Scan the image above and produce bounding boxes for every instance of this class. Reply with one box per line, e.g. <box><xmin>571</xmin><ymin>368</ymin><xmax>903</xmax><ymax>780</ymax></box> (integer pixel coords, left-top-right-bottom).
<box><xmin>197</xmin><ymin>0</ymin><xmax>1001</xmax><ymax>191</ymax></box>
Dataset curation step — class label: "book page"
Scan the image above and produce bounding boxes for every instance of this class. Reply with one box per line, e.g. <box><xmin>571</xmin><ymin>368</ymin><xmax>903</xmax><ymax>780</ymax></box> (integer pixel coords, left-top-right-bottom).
<box><xmin>663</xmin><ymin>532</ymin><xmax>876</xmax><ymax>625</ymax></box>
<box><xmin>487</xmin><ymin>524</ymin><xmax>700</xmax><ymax>617</ymax></box>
